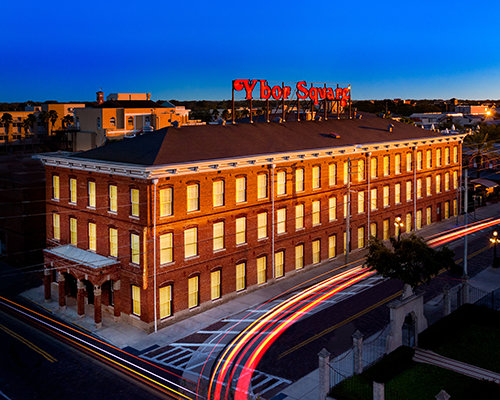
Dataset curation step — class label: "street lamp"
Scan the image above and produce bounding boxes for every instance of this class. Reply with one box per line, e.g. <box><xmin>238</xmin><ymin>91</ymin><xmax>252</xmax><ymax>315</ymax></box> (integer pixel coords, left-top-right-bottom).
<box><xmin>394</xmin><ymin>216</ymin><xmax>404</xmax><ymax>241</ymax></box>
<box><xmin>490</xmin><ymin>231</ymin><xmax>499</xmax><ymax>268</ymax></box>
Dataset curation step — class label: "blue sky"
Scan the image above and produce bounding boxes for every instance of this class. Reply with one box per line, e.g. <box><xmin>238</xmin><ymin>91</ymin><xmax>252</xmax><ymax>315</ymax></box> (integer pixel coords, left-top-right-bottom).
<box><xmin>2</xmin><ymin>0</ymin><xmax>500</xmax><ymax>102</ymax></box>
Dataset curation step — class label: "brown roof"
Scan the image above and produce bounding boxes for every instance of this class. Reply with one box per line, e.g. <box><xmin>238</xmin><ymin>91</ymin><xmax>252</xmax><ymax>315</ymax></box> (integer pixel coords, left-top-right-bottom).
<box><xmin>73</xmin><ymin>113</ymin><xmax>448</xmax><ymax>166</ymax></box>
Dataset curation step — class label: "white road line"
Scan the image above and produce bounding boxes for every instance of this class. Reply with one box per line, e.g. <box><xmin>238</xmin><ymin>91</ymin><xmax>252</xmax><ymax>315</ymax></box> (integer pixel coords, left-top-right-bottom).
<box><xmin>0</xmin><ymin>390</ymin><xmax>12</xmax><ymax>400</ymax></box>
<box><xmin>170</xmin><ymin>343</ymin><xmax>225</xmax><ymax>348</ymax></box>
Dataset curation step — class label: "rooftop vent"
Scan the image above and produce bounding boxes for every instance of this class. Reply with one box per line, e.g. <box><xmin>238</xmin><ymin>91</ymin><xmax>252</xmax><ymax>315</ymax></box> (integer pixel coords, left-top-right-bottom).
<box><xmin>388</xmin><ymin>124</ymin><xmax>394</xmax><ymax>133</ymax></box>
<box><xmin>321</xmin><ymin>132</ymin><xmax>341</xmax><ymax>139</ymax></box>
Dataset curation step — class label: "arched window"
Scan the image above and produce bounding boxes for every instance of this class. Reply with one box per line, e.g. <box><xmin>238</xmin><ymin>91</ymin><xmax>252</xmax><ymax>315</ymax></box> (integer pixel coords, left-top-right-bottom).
<box><xmin>110</xmin><ymin>117</ymin><xmax>116</xmax><ymax>126</ymax></box>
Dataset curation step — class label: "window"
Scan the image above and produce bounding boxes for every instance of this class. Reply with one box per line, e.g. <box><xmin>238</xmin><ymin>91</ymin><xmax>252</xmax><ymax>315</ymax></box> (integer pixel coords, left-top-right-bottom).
<box><xmin>211</xmin><ymin>270</ymin><xmax>221</xmax><ymax>300</ymax></box>
<box><xmin>406</xmin><ymin>152</ymin><xmax>412</xmax><ymax>172</ymax></box>
<box><xmin>328</xmin><ymin>235</ymin><xmax>336</xmax><ymax>258</ymax></box>
<box><xmin>406</xmin><ymin>181</ymin><xmax>412</xmax><ymax>201</ymax></box>
<box><xmin>444</xmin><ymin>172</ymin><xmax>450</xmax><ymax>191</ymax></box>
<box><xmin>312</xmin><ymin>166</ymin><xmax>321</xmax><ymax>189</ymax></box>
<box><xmin>235</xmin><ymin>217</ymin><xmax>246</xmax><ymax>244</ymax></box>
<box><xmin>127</xmin><ymin>116</ymin><xmax>134</xmax><ymax>126</ymax></box>
<box><xmin>425</xmin><ymin>149</ymin><xmax>432</xmax><ymax>169</ymax></box>
<box><xmin>295</xmin><ymin>244</ymin><xmax>304</xmax><ymax>269</ymax></box>
<box><xmin>383</xmin><ymin>155</ymin><xmax>390</xmax><ymax>176</ymax></box>
<box><xmin>131</xmin><ymin>188</ymin><xmax>139</xmax><ymax>217</ymax></box>
<box><xmin>277</xmin><ymin>170</ymin><xmax>286</xmax><ymax>195</ymax></box>
<box><xmin>69</xmin><ymin>178</ymin><xmax>77</xmax><ymax>204</ymax></box>
<box><xmin>110</xmin><ymin>117</ymin><xmax>116</xmax><ymax>126</ymax></box>
<box><xmin>417</xmin><ymin>151</ymin><xmax>423</xmax><ymax>170</ymax></box>
<box><xmin>425</xmin><ymin>177</ymin><xmax>431</xmax><ymax>196</ymax></box>
<box><xmin>159</xmin><ymin>285</ymin><xmax>172</xmax><ymax>318</ymax></box>
<box><xmin>131</xmin><ymin>233</ymin><xmax>140</xmax><ymax>264</ymax></box>
<box><xmin>328</xmin><ymin>197</ymin><xmax>337</xmax><ymax>221</ymax></box>
<box><xmin>453</xmin><ymin>171</ymin><xmax>458</xmax><ymax>189</ymax></box>
<box><xmin>406</xmin><ymin>213</ymin><xmax>412</xmax><ymax>232</ymax></box>
<box><xmin>343</xmin><ymin>161</ymin><xmax>349</xmax><ymax>185</ymax></box>
<box><xmin>445</xmin><ymin>147</ymin><xmax>450</xmax><ymax>164</ymax></box>
<box><xmin>70</xmin><ymin>217</ymin><xmax>77</xmax><ymax>246</ymax></box>
<box><xmin>436</xmin><ymin>175</ymin><xmax>441</xmax><ymax>193</ymax></box>
<box><xmin>211</xmin><ymin>221</ymin><xmax>224</xmax><ymax>251</ymax></box>
<box><xmin>426</xmin><ymin>206</ymin><xmax>432</xmax><ymax>225</ymax></box>
<box><xmin>370</xmin><ymin>188</ymin><xmax>377</xmax><ymax>211</ymax></box>
<box><xmin>312</xmin><ymin>200</ymin><xmax>320</xmax><ymax>226</ymax></box>
<box><xmin>88</xmin><ymin>222</ymin><xmax>96</xmax><ymax>251</ymax></box>
<box><xmin>436</xmin><ymin>148</ymin><xmax>442</xmax><ymax>166</ymax></box>
<box><xmin>257</xmin><ymin>174</ymin><xmax>267</xmax><ymax>199</ymax></box>
<box><xmin>213</xmin><ymin>180</ymin><xmax>224</xmax><ymax>207</ymax></box>
<box><xmin>370</xmin><ymin>157</ymin><xmax>378</xmax><ymax>179</ymax></box>
<box><xmin>395</xmin><ymin>183</ymin><xmax>401</xmax><ymax>204</ymax></box>
<box><xmin>370</xmin><ymin>222</ymin><xmax>377</xmax><ymax>238</ymax></box>
<box><xmin>312</xmin><ymin>240</ymin><xmax>321</xmax><ymax>264</ymax></box>
<box><xmin>275</xmin><ymin>251</ymin><xmax>284</xmax><ymax>278</ymax></box>
<box><xmin>53</xmin><ymin>213</ymin><xmax>60</xmax><ymax>240</ymax></box>
<box><xmin>236</xmin><ymin>262</ymin><xmax>246</xmax><ymax>291</ymax></box>
<box><xmin>453</xmin><ymin>146</ymin><xmax>458</xmax><ymax>163</ymax></box>
<box><xmin>159</xmin><ymin>188</ymin><xmax>173</xmax><ymax>217</ymax></box>
<box><xmin>109</xmin><ymin>184</ymin><xmax>117</xmax><ymax>212</ymax></box>
<box><xmin>417</xmin><ymin>179</ymin><xmax>422</xmax><ymax>199</ymax></box>
<box><xmin>131</xmin><ymin>285</ymin><xmax>141</xmax><ymax>316</ymax></box>
<box><xmin>160</xmin><ymin>233</ymin><xmax>173</xmax><ymax>264</ymax></box>
<box><xmin>52</xmin><ymin>175</ymin><xmax>60</xmax><ymax>200</ymax></box>
<box><xmin>109</xmin><ymin>228</ymin><xmax>118</xmax><ymax>257</ymax></box>
<box><xmin>329</xmin><ymin>164</ymin><xmax>337</xmax><ymax>186</ymax></box>
<box><xmin>295</xmin><ymin>204</ymin><xmax>304</xmax><ymax>230</ymax></box>
<box><xmin>188</xmin><ymin>276</ymin><xmax>199</xmax><ymax>308</ymax></box>
<box><xmin>296</xmin><ymin>168</ymin><xmax>305</xmax><ymax>192</ymax></box>
<box><xmin>97</xmin><ymin>117</ymin><xmax>101</xmax><ymax>129</ymax></box>
<box><xmin>235</xmin><ymin>177</ymin><xmax>246</xmax><ymax>203</ymax></box>
<box><xmin>444</xmin><ymin>201</ymin><xmax>450</xmax><ymax>218</ymax></box>
<box><xmin>184</xmin><ymin>227</ymin><xmax>198</xmax><ymax>258</ymax></box>
<box><xmin>453</xmin><ymin>199</ymin><xmax>458</xmax><ymax>216</ymax></box>
<box><xmin>358</xmin><ymin>191</ymin><xmax>365</xmax><ymax>214</ymax></box>
<box><xmin>187</xmin><ymin>184</ymin><xmax>199</xmax><ymax>212</ymax></box>
<box><xmin>257</xmin><ymin>256</ymin><xmax>267</xmax><ymax>284</ymax></box>
<box><xmin>358</xmin><ymin>159</ymin><xmax>365</xmax><ymax>182</ymax></box>
<box><xmin>383</xmin><ymin>219</ymin><xmax>390</xmax><ymax>240</ymax></box>
<box><xmin>257</xmin><ymin>213</ymin><xmax>267</xmax><ymax>239</ymax></box>
<box><xmin>277</xmin><ymin>208</ymin><xmax>286</xmax><ymax>234</ymax></box>
<box><xmin>88</xmin><ymin>181</ymin><xmax>96</xmax><ymax>208</ymax></box>
<box><xmin>343</xmin><ymin>232</ymin><xmax>347</xmax><ymax>254</ymax></box>
<box><xmin>383</xmin><ymin>186</ymin><xmax>390</xmax><ymax>207</ymax></box>
<box><xmin>343</xmin><ymin>194</ymin><xmax>348</xmax><ymax>219</ymax></box>
<box><xmin>358</xmin><ymin>226</ymin><xmax>365</xmax><ymax>249</ymax></box>
<box><xmin>395</xmin><ymin>154</ymin><xmax>401</xmax><ymax>174</ymax></box>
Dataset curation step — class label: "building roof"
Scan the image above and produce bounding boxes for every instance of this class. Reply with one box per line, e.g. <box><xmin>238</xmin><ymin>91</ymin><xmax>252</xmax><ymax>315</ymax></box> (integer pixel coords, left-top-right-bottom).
<box><xmin>72</xmin><ymin>113</ymin><xmax>457</xmax><ymax>167</ymax></box>
<box><xmin>98</xmin><ymin>100</ymin><xmax>165</xmax><ymax>109</ymax></box>
<box><xmin>45</xmin><ymin>245</ymin><xmax>119</xmax><ymax>269</ymax></box>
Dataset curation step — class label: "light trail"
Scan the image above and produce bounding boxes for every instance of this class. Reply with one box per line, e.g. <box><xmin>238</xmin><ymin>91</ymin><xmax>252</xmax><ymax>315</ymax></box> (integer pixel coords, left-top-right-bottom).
<box><xmin>427</xmin><ymin>218</ymin><xmax>500</xmax><ymax>247</ymax></box>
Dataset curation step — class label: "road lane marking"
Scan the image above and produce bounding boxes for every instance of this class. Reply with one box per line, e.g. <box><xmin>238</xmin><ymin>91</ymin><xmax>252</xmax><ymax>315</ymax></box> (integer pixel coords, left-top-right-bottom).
<box><xmin>0</xmin><ymin>323</ymin><xmax>57</xmax><ymax>363</ymax></box>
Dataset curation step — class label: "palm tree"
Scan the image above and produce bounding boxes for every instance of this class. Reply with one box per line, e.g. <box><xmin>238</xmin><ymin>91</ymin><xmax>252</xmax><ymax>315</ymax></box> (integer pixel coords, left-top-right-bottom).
<box><xmin>48</xmin><ymin>110</ymin><xmax>58</xmax><ymax>134</ymax></box>
<box><xmin>463</xmin><ymin>129</ymin><xmax>498</xmax><ymax>178</ymax></box>
<box><xmin>61</xmin><ymin>114</ymin><xmax>74</xmax><ymax>129</ymax></box>
<box><xmin>1</xmin><ymin>113</ymin><xmax>13</xmax><ymax>143</ymax></box>
<box><xmin>37</xmin><ymin>111</ymin><xmax>50</xmax><ymax>135</ymax></box>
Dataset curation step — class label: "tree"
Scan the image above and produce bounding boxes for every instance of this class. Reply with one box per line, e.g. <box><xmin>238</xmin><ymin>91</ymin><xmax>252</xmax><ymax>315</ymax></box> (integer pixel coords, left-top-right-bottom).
<box><xmin>463</xmin><ymin>128</ymin><xmax>499</xmax><ymax>178</ymax></box>
<box><xmin>38</xmin><ymin>110</ymin><xmax>50</xmax><ymax>135</ymax></box>
<box><xmin>1</xmin><ymin>113</ymin><xmax>13</xmax><ymax>143</ymax></box>
<box><xmin>48</xmin><ymin>110</ymin><xmax>58</xmax><ymax>134</ymax></box>
<box><xmin>365</xmin><ymin>234</ymin><xmax>456</xmax><ymax>289</ymax></box>
<box><xmin>61</xmin><ymin>114</ymin><xmax>74</xmax><ymax>129</ymax></box>
<box><xmin>23</xmin><ymin>113</ymin><xmax>37</xmax><ymax>136</ymax></box>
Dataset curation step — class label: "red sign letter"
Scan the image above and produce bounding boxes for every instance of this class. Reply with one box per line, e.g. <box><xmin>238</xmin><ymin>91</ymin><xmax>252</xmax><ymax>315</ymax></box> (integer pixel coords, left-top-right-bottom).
<box><xmin>296</xmin><ymin>81</ymin><xmax>309</xmax><ymax>100</ymax></box>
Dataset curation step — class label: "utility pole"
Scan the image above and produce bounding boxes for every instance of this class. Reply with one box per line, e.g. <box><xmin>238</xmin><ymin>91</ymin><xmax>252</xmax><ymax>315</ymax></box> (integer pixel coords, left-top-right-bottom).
<box><xmin>345</xmin><ymin>158</ymin><xmax>351</xmax><ymax>264</ymax></box>
<box><xmin>463</xmin><ymin>168</ymin><xmax>468</xmax><ymax>278</ymax></box>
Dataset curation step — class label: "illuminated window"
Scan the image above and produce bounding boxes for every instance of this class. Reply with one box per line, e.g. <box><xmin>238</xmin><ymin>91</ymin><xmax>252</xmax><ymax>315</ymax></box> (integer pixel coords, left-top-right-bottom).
<box><xmin>406</xmin><ymin>152</ymin><xmax>412</xmax><ymax>172</ymax></box>
<box><xmin>343</xmin><ymin>194</ymin><xmax>347</xmax><ymax>219</ymax></box>
<box><xmin>188</xmin><ymin>276</ymin><xmax>199</xmax><ymax>308</ymax></box>
<box><xmin>131</xmin><ymin>188</ymin><xmax>139</xmax><ymax>217</ymax></box>
<box><xmin>370</xmin><ymin>157</ymin><xmax>378</xmax><ymax>178</ymax></box>
<box><xmin>295</xmin><ymin>204</ymin><xmax>304</xmax><ymax>230</ymax></box>
<box><xmin>328</xmin><ymin>197</ymin><xmax>336</xmax><ymax>221</ymax></box>
<box><xmin>277</xmin><ymin>170</ymin><xmax>286</xmax><ymax>195</ymax></box>
<box><xmin>213</xmin><ymin>180</ymin><xmax>224</xmax><ymax>207</ymax></box>
<box><xmin>417</xmin><ymin>151</ymin><xmax>423</xmax><ymax>170</ymax></box>
<box><xmin>343</xmin><ymin>161</ymin><xmax>348</xmax><ymax>185</ymax></box>
<box><xmin>69</xmin><ymin>178</ymin><xmax>77</xmax><ymax>204</ymax></box>
<box><xmin>295</xmin><ymin>244</ymin><xmax>304</xmax><ymax>269</ymax></box>
<box><xmin>312</xmin><ymin>239</ymin><xmax>321</xmax><ymax>264</ymax></box>
<box><xmin>187</xmin><ymin>184</ymin><xmax>199</xmax><ymax>212</ymax></box>
<box><xmin>131</xmin><ymin>285</ymin><xmax>141</xmax><ymax>316</ymax></box>
<box><xmin>213</xmin><ymin>221</ymin><xmax>224</xmax><ymax>251</ymax></box>
<box><xmin>417</xmin><ymin>179</ymin><xmax>422</xmax><ymax>199</ymax></box>
<box><xmin>159</xmin><ymin>187</ymin><xmax>173</xmax><ymax>217</ymax></box>
<box><xmin>312</xmin><ymin>200</ymin><xmax>320</xmax><ymax>226</ymax></box>
<box><xmin>211</xmin><ymin>270</ymin><xmax>221</xmax><ymax>300</ymax></box>
<box><xmin>257</xmin><ymin>256</ymin><xmax>267</xmax><ymax>284</ymax></box>
<box><xmin>426</xmin><ymin>149</ymin><xmax>432</xmax><ymax>169</ymax></box>
<box><xmin>370</xmin><ymin>222</ymin><xmax>377</xmax><ymax>238</ymax></box>
<box><xmin>453</xmin><ymin>199</ymin><xmax>458</xmax><ymax>216</ymax></box>
<box><xmin>257</xmin><ymin>212</ymin><xmax>267</xmax><ymax>239</ymax></box>
<box><xmin>416</xmin><ymin>210</ymin><xmax>422</xmax><ymax>230</ymax></box>
<box><xmin>329</xmin><ymin>164</ymin><xmax>337</xmax><ymax>186</ymax></box>
<box><xmin>70</xmin><ymin>217</ymin><xmax>77</xmax><ymax>246</ymax></box>
<box><xmin>358</xmin><ymin>159</ymin><xmax>365</xmax><ymax>181</ymax></box>
<box><xmin>88</xmin><ymin>181</ymin><xmax>96</xmax><ymax>208</ymax></box>
<box><xmin>426</xmin><ymin>177</ymin><xmax>432</xmax><ymax>196</ymax></box>
<box><xmin>436</xmin><ymin>175</ymin><xmax>441</xmax><ymax>193</ymax></box>
<box><xmin>343</xmin><ymin>232</ymin><xmax>347</xmax><ymax>254</ymax></box>
<box><xmin>444</xmin><ymin>201</ymin><xmax>450</xmax><ymax>218</ymax></box>
<box><xmin>395</xmin><ymin>183</ymin><xmax>401</xmax><ymax>204</ymax></box>
<box><xmin>275</xmin><ymin>251</ymin><xmax>284</xmax><ymax>278</ymax></box>
<box><xmin>445</xmin><ymin>172</ymin><xmax>450</xmax><ymax>191</ymax></box>
<box><xmin>383</xmin><ymin>155</ymin><xmax>390</xmax><ymax>176</ymax></box>
<box><xmin>159</xmin><ymin>285</ymin><xmax>172</xmax><ymax>318</ymax></box>
<box><xmin>53</xmin><ymin>213</ymin><xmax>60</xmax><ymax>240</ymax></box>
<box><xmin>453</xmin><ymin>171</ymin><xmax>458</xmax><ymax>189</ymax></box>
<box><xmin>110</xmin><ymin>117</ymin><xmax>116</xmax><ymax>126</ymax></box>
<box><xmin>358</xmin><ymin>191</ymin><xmax>365</xmax><ymax>214</ymax></box>
<box><xmin>109</xmin><ymin>228</ymin><xmax>117</xmax><ymax>257</ymax></box>
<box><xmin>453</xmin><ymin>146</ymin><xmax>458</xmax><ymax>163</ymax></box>
<box><xmin>328</xmin><ymin>235</ymin><xmax>336</xmax><ymax>258</ymax></box>
<box><xmin>235</xmin><ymin>217</ymin><xmax>246</xmax><ymax>244</ymax></box>
<box><xmin>184</xmin><ymin>227</ymin><xmax>197</xmax><ymax>258</ymax></box>
<box><xmin>160</xmin><ymin>233</ymin><xmax>173</xmax><ymax>264</ymax></box>
<box><xmin>236</xmin><ymin>262</ymin><xmax>246</xmax><ymax>291</ymax></box>
<box><xmin>358</xmin><ymin>226</ymin><xmax>365</xmax><ymax>249</ymax></box>
<box><xmin>370</xmin><ymin>188</ymin><xmax>377</xmax><ymax>211</ymax></box>
<box><xmin>426</xmin><ymin>206</ymin><xmax>432</xmax><ymax>225</ymax></box>
<box><xmin>383</xmin><ymin>219</ymin><xmax>390</xmax><ymax>240</ymax></box>
<box><xmin>131</xmin><ymin>233</ymin><xmax>140</xmax><ymax>264</ymax></box>
<box><xmin>88</xmin><ymin>222</ymin><xmax>96</xmax><ymax>251</ymax></box>
<box><xmin>395</xmin><ymin>154</ymin><xmax>401</xmax><ymax>174</ymax></box>
<box><xmin>109</xmin><ymin>184</ymin><xmax>117</xmax><ymax>212</ymax></box>
<box><xmin>445</xmin><ymin>147</ymin><xmax>450</xmax><ymax>164</ymax></box>
<box><xmin>236</xmin><ymin>177</ymin><xmax>246</xmax><ymax>203</ymax></box>
<box><xmin>52</xmin><ymin>175</ymin><xmax>60</xmax><ymax>200</ymax></box>
<box><xmin>383</xmin><ymin>186</ymin><xmax>390</xmax><ymax>207</ymax></box>
<box><xmin>312</xmin><ymin>166</ymin><xmax>321</xmax><ymax>189</ymax></box>
<box><xmin>406</xmin><ymin>181</ymin><xmax>412</xmax><ymax>201</ymax></box>
<box><xmin>295</xmin><ymin>168</ymin><xmax>304</xmax><ymax>192</ymax></box>
<box><xmin>257</xmin><ymin>174</ymin><xmax>267</xmax><ymax>199</ymax></box>
<box><xmin>406</xmin><ymin>213</ymin><xmax>412</xmax><ymax>232</ymax></box>
<box><xmin>277</xmin><ymin>208</ymin><xmax>286</xmax><ymax>234</ymax></box>
<box><xmin>436</xmin><ymin>148</ymin><xmax>442</xmax><ymax>166</ymax></box>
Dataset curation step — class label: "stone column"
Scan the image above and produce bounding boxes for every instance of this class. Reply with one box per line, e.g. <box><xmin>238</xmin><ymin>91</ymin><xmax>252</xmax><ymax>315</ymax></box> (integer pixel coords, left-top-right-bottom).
<box><xmin>112</xmin><ymin>280</ymin><xmax>121</xmax><ymax>320</ymax></box>
<box><xmin>57</xmin><ymin>273</ymin><xmax>66</xmax><ymax>308</ymax></box>
<box><xmin>443</xmin><ymin>287</ymin><xmax>451</xmax><ymax>317</ymax></box>
<box><xmin>94</xmin><ymin>285</ymin><xmax>102</xmax><ymax>328</ymax></box>
<box><xmin>352</xmin><ymin>330</ymin><xmax>364</xmax><ymax>374</ymax></box>
<box><xmin>373</xmin><ymin>382</ymin><xmax>385</xmax><ymax>400</ymax></box>
<box><xmin>318</xmin><ymin>348</ymin><xmax>331</xmax><ymax>400</ymax></box>
<box><xmin>43</xmin><ymin>267</ymin><xmax>52</xmax><ymax>301</ymax></box>
<box><xmin>77</xmin><ymin>280</ymin><xmax>85</xmax><ymax>317</ymax></box>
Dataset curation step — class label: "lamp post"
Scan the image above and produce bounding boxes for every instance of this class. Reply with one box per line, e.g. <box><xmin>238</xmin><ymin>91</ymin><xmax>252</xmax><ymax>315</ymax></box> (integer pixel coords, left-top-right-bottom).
<box><xmin>394</xmin><ymin>216</ymin><xmax>404</xmax><ymax>241</ymax></box>
<box><xmin>490</xmin><ymin>231</ymin><xmax>499</xmax><ymax>268</ymax></box>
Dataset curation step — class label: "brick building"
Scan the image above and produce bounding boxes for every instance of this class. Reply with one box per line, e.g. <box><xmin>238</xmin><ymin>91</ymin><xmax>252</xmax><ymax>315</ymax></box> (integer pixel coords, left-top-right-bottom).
<box><xmin>38</xmin><ymin>114</ymin><xmax>465</xmax><ymax>330</ymax></box>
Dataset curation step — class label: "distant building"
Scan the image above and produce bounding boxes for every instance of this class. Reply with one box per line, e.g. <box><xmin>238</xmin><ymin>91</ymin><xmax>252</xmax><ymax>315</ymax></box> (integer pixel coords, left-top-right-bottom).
<box><xmin>455</xmin><ymin>105</ymin><xmax>492</xmax><ymax>116</ymax></box>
